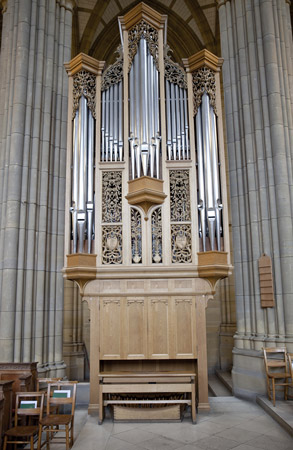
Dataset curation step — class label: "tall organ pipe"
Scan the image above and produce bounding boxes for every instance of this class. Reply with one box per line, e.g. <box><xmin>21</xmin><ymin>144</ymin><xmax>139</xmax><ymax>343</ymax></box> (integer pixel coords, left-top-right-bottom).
<box><xmin>87</xmin><ymin>111</ymin><xmax>94</xmax><ymax>253</ymax></box>
<box><xmin>166</xmin><ymin>80</ymin><xmax>172</xmax><ymax>160</ymax></box>
<box><xmin>128</xmin><ymin>37</ymin><xmax>160</xmax><ymax>179</ymax></box>
<box><xmin>77</xmin><ymin>95</ymin><xmax>87</xmax><ymax>253</ymax></box>
<box><xmin>71</xmin><ymin>95</ymin><xmax>95</xmax><ymax>254</ymax></box>
<box><xmin>196</xmin><ymin>92</ymin><xmax>222</xmax><ymax>251</ymax></box>
<box><xmin>202</xmin><ymin>93</ymin><xmax>215</xmax><ymax>250</ymax></box>
<box><xmin>118</xmin><ymin>81</ymin><xmax>123</xmax><ymax>161</ymax></box>
<box><xmin>113</xmin><ymin>83</ymin><xmax>118</xmax><ymax>162</ymax></box>
<box><xmin>154</xmin><ymin>66</ymin><xmax>160</xmax><ymax>179</ymax></box>
<box><xmin>71</xmin><ymin>110</ymin><xmax>79</xmax><ymax>253</ymax></box>
<box><xmin>165</xmin><ymin>80</ymin><xmax>189</xmax><ymax>161</ymax></box>
<box><xmin>210</xmin><ymin>108</ymin><xmax>222</xmax><ymax>250</ymax></box>
<box><xmin>196</xmin><ymin>106</ymin><xmax>207</xmax><ymax>252</ymax></box>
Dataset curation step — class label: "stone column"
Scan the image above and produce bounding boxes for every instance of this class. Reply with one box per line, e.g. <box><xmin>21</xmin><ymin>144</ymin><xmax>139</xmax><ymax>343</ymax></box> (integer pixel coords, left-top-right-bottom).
<box><xmin>218</xmin><ymin>0</ymin><xmax>293</xmax><ymax>398</ymax></box>
<box><xmin>0</xmin><ymin>0</ymin><xmax>75</xmax><ymax>376</ymax></box>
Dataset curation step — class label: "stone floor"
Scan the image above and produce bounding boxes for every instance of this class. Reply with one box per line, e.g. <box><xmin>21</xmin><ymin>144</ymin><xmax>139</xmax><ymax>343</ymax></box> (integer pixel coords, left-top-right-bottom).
<box><xmin>44</xmin><ymin>396</ymin><xmax>293</xmax><ymax>450</ymax></box>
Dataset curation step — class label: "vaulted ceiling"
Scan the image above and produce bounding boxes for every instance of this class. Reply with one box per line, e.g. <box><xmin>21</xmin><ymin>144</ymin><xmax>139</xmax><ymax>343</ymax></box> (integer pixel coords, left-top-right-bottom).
<box><xmin>72</xmin><ymin>0</ymin><xmax>220</xmax><ymax>65</ymax></box>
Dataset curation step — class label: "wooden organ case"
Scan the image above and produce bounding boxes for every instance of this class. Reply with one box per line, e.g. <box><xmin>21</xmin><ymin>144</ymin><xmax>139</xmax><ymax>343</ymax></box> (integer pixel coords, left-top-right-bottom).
<box><xmin>63</xmin><ymin>3</ymin><xmax>232</xmax><ymax>423</ymax></box>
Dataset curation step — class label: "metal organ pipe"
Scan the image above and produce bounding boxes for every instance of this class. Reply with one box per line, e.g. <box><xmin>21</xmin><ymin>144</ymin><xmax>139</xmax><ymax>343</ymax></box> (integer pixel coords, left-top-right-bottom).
<box><xmin>166</xmin><ymin>80</ymin><xmax>172</xmax><ymax>160</ymax></box>
<box><xmin>128</xmin><ymin>37</ymin><xmax>160</xmax><ymax>179</ymax></box>
<box><xmin>154</xmin><ymin>65</ymin><xmax>160</xmax><ymax>179</ymax></box>
<box><xmin>71</xmin><ymin>110</ymin><xmax>79</xmax><ymax>253</ymax></box>
<box><xmin>71</xmin><ymin>95</ymin><xmax>96</xmax><ymax>254</ymax></box>
<box><xmin>165</xmin><ymin>80</ymin><xmax>189</xmax><ymax>161</ymax></box>
<box><xmin>196</xmin><ymin>106</ymin><xmax>206</xmax><ymax>252</ymax></box>
<box><xmin>101</xmin><ymin>80</ymin><xmax>123</xmax><ymax>163</ymax></box>
<box><xmin>87</xmin><ymin>112</ymin><xmax>94</xmax><ymax>253</ymax></box>
<box><xmin>210</xmin><ymin>108</ymin><xmax>222</xmax><ymax>251</ymax></box>
<box><xmin>195</xmin><ymin>92</ymin><xmax>223</xmax><ymax>251</ymax></box>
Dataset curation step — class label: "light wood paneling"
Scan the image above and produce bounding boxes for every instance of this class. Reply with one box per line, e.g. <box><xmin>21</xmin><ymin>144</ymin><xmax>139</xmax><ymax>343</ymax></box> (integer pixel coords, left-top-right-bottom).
<box><xmin>100</xmin><ymin>298</ymin><xmax>122</xmax><ymax>359</ymax></box>
<box><xmin>174</xmin><ymin>298</ymin><xmax>196</xmax><ymax>358</ymax></box>
<box><xmin>148</xmin><ymin>298</ymin><xmax>171</xmax><ymax>358</ymax></box>
<box><xmin>125</xmin><ymin>298</ymin><xmax>147</xmax><ymax>358</ymax></box>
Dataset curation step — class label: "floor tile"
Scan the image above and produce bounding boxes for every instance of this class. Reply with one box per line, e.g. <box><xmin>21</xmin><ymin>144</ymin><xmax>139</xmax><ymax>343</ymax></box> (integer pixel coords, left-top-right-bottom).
<box><xmin>105</xmin><ymin>436</ymin><xmax>145</xmax><ymax>450</ymax></box>
<box><xmin>195</xmin><ymin>435</ymin><xmax>240</xmax><ymax>450</ymax></box>
<box><xmin>214</xmin><ymin>426</ymin><xmax>262</xmax><ymax>444</ymax></box>
<box><xmin>140</xmin><ymin>435</ymin><xmax>185</xmax><ymax>450</ymax></box>
<box><xmin>245</xmin><ymin>434</ymin><xmax>293</xmax><ymax>450</ymax></box>
<box><xmin>114</xmin><ymin>428</ymin><xmax>158</xmax><ymax>445</ymax></box>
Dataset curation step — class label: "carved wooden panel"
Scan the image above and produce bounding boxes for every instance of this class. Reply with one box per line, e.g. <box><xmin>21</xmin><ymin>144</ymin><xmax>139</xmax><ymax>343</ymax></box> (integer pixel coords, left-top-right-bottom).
<box><xmin>173</xmin><ymin>298</ymin><xmax>196</xmax><ymax>358</ymax></box>
<box><xmin>100</xmin><ymin>298</ymin><xmax>122</xmax><ymax>359</ymax></box>
<box><xmin>125</xmin><ymin>298</ymin><xmax>147</xmax><ymax>358</ymax></box>
<box><xmin>148</xmin><ymin>298</ymin><xmax>171</xmax><ymax>358</ymax></box>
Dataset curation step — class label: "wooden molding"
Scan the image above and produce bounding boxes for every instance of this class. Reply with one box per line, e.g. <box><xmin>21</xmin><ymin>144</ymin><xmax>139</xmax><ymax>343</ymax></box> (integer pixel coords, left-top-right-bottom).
<box><xmin>197</xmin><ymin>251</ymin><xmax>231</xmax><ymax>291</ymax></box>
<box><xmin>182</xmin><ymin>49</ymin><xmax>223</xmax><ymax>73</ymax></box>
<box><xmin>64</xmin><ymin>53</ymin><xmax>105</xmax><ymax>77</ymax></box>
<box><xmin>66</xmin><ymin>253</ymin><xmax>97</xmax><ymax>267</ymax></box>
<box><xmin>126</xmin><ymin>176</ymin><xmax>167</xmax><ymax>217</ymax></box>
<box><xmin>118</xmin><ymin>2</ymin><xmax>167</xmax><ymax>31</ymax></box>
<box><xmin>64</xmin><ymin>254</ymin><xmax>97</xmax><ymax>290</ymax></box>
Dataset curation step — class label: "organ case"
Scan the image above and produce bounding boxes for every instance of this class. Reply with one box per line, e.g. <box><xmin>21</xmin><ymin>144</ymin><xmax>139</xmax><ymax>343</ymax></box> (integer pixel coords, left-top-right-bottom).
<box><xmin>63</xmin><ymin>2</ymin><xmax>232</xmax><ymax>421</ymax></box>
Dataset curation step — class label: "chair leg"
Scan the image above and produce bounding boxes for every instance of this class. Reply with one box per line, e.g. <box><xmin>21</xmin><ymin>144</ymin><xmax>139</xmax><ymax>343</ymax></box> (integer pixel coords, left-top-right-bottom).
<box><xmin>46</xmin><ymin>428</ymin><xmax>50</xmax><ymax>450</ymax></box>
<box><xmin>3</xmin><ymin>435</ymin><xmax>8</xmax><ymax>450</ymax></box>
<box><xmin>272</xmin><ymin>379</ymin><xmax>275</xmax><ymax>406</ymax></box>
<box><xmin>30</xmin><ymin>435</ymin><xmax>34</xmax><ymax>450</ymax></box>
<box><xmin>285</xmin><ymin>383</ymin><xmax>288</xmax><ymax>401</ymax></box>
<box><xmin>71</xmin><ymin>420</ymin><xmax>74</xmax><ymax>447</ymax></box>
<box><xmin>266</xmin><ymin>377</ymin><xmax>271</xmax><ymax>401</ymax></box>
<box><xmin>38</xmin><ymin>424</ymin><xmax>42</xmax><ymax>450</ymax></box>
<box><xmin>66</xmin><ymin>424</ymin><xmax>70</xmax><ymax>450</ymax></box>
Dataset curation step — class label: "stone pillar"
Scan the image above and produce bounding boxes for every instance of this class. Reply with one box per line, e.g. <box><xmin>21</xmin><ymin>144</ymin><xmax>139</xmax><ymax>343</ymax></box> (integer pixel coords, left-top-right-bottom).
<box><xmin>218</xmin><ymin>0</ymin><xmax>293</xmax><ymax>398</ymax></box>
<box><xmin>0</xmin><ymin>0</ymin><xmax>75</xmax><ymax>376</ymax></box>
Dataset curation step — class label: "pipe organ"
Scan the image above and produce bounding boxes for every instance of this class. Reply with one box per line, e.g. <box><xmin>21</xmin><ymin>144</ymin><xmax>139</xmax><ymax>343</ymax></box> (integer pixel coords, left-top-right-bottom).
<box><xmin>64</xmin><ymin>3</ymin><xmax>232</xmax><ymax>422</ymax></box>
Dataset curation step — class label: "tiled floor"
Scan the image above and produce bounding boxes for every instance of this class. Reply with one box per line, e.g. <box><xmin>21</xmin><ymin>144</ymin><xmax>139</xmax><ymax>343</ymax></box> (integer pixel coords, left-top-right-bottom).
<box><xmin>46</xmin><ymin>397</ymin><xmax>293</xmax><ymax>450</ymax></box>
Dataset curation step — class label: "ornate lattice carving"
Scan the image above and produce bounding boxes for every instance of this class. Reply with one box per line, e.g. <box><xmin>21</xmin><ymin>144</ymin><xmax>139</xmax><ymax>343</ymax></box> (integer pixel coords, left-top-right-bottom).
<box><xmin>171</xmin><ymin>224</ymin><xmax>192</xmax><ymax>263</ymax></box>
<box><xmin>151</xmin><ymin>207</ymin><xmax>162</xmax><ymax>263</ymax></box>
<box><xmin>73</xmin><ymin>70</ymin><xmax>96</xmax><ymax>119</ymax></box>
<box><xmin>102</xmin><ymin>171</ymin><xmax>122</xmax><ymax>223</ymax></box>
<box><xmin>102</xmin><ymin>225</ymin><xmax>122</xmax><ymax>264</ymax></box>
<box><xmin>192</xmin><ymin>67</ymin><xmax>216</xmax><ymax>116</ymax></box>
<box><xmin>131</xmin><ymin>208</ymin><xmax>142</xmax><ymax>264</ymax></box>
<box><xmin>170</xmin><ymin>170</ymin><xmax>191</xmax><ymax>222</ymax></box>
<box><xmin>101</xmin><ymin>46</ymin><xmax>123</xmax><ymax>91</ymax></box>
<box><xmin>164</xmin><ymin>45</ymin><xmax>187</xmax><ymax>89</ymax></box>
<box><xmin>128</xmin><ymin>20</ymin><xmax>159</xmax><ymax>71</ymax></box>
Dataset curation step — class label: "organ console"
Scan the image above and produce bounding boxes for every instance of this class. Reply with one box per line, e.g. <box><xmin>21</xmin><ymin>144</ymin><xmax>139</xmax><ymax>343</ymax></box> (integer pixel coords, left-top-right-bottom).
<box><xmin>64</xmin><ymin>2</ymin><xmax>232</xmax><ymax>422</ymax></box>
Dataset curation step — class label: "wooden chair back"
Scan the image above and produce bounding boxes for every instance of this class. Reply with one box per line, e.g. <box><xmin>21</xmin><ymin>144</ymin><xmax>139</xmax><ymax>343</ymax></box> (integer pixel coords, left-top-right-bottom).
<box><xmin>14</xmin><ymin>392</ymin><xmax>44</xmax><ymax>425</ymax></box>
<box><xmin>46</xmin><ymin>381</ymin><xmax>77</xmax><ymax>417</ymax></box>
<box><xmin>287</xmin><ymin>353</ymin><xmax>293</xmax><ymax>379</ymax></box>
<box><xmin>263</xmin><ymin>347</ymin><xmax>287</xmax><ymax>373</ymax></box>
<box><xmin>36</xmin><ymin>377</ymin><xmax>62</xmax><ymax>392</ymax></box>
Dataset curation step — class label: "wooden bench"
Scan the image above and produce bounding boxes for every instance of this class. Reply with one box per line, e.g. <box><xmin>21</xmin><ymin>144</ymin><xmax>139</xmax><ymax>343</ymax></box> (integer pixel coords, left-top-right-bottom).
<box><xmin>99</xmin><ymin>372</ymin><xmax>196</xmax><ymax>424</ymax></box>
<box><xmin>0</xmin><ymin>380</ymin><xmax>14</xmax><ymax>439</ymax></box>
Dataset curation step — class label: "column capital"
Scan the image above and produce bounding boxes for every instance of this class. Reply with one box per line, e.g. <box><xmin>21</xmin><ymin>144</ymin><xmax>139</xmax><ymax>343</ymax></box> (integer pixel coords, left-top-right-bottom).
<box><xmin>216</xmin><ymin>0</ymin><xmax>229</xmax><ymax>9</ymax></box>
<box><xmin>0</xmin><ymin>0</ymin><xmax>7</xmax><ymax>13</ymax></box>
<box><xmin>57</xmin><ymin>0</ymin><xmax>76</xmax><ymax>12</ymax></box>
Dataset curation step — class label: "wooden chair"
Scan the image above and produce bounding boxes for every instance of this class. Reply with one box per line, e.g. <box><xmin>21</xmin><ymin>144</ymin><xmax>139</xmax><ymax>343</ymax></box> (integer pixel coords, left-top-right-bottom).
<box><xmin>36</xmin><ymin>378</ymin><xmax>62</xmax><ymax>394</ymax></box>
<box><xmin>3</xmin><ymin>391</ymin><xmax>44</xmax><ymax>450</ymax></box>
<box><xmin>286</xmin><ymin>352</ymin><xmax>293</xmax><ymax>398</ymax></box>
<box><xmin>37</xmin><ymin>381</ymin><xmax>78</xmax><ymax>450</ymax></box>
<box><xmin>263</xmin><ymin>347</ymin><xmax>291</xmax><ymax>406</ymax></box>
